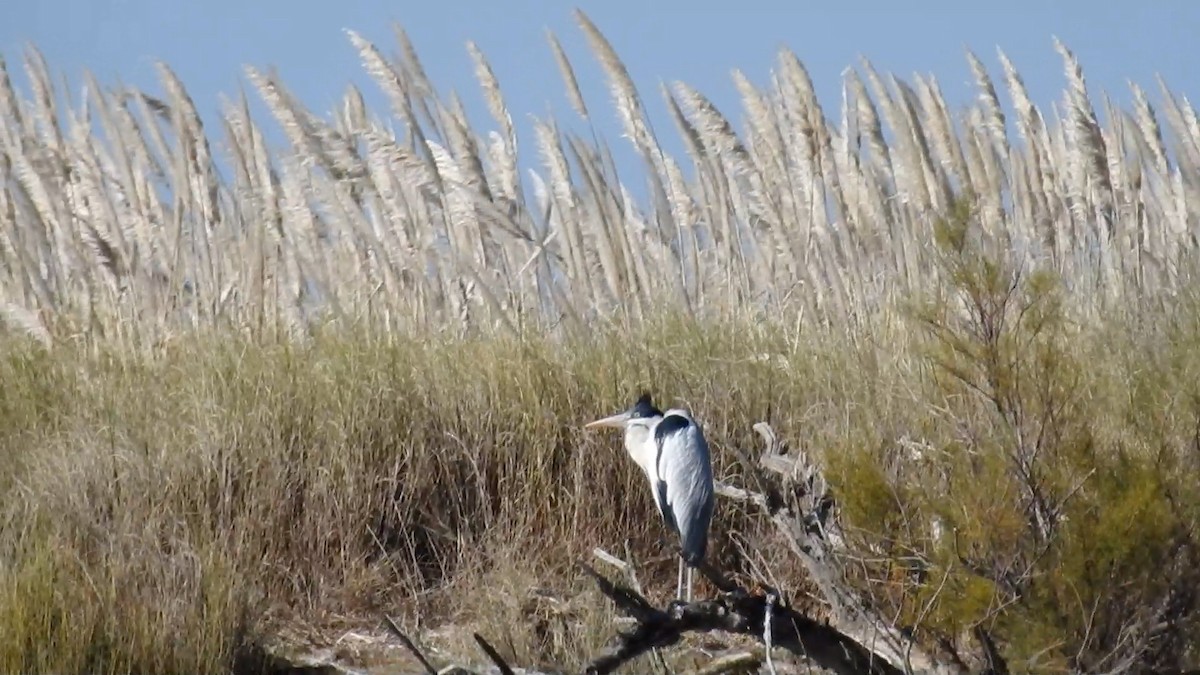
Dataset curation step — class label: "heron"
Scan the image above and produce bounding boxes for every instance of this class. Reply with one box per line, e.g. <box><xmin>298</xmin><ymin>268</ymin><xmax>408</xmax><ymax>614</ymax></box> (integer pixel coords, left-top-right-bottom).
<box><xmin>585</xmin><ymin>393</ymin><xmax>715</xmax><ymax>602</ymax></box>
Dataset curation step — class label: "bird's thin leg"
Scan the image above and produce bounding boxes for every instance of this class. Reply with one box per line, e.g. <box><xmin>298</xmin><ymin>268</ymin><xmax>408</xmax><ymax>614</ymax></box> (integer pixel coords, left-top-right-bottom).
<box><xmin>676</xmin><ymin>557</ymin><xmax>684</xmax><ymax>601</ymax></box>
<box><xmin>686</xmin><ymin>565</ymin><xmax>694</xmax><ymax>603</ymax></box>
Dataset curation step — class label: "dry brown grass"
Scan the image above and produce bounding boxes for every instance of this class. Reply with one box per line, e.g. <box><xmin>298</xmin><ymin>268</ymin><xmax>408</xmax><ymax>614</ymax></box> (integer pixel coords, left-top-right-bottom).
<box><xmin>3</xmin><ymin>9</ymin><xmax>1200</xmax><ymax>674</ymax></box>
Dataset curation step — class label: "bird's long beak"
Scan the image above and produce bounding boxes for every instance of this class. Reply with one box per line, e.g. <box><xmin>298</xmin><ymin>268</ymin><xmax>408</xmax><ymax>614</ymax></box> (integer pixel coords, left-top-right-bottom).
<box><xmin>584</xmin><ymin>411</ymin><xmax>631</xmax><ymax>430</ymax></box>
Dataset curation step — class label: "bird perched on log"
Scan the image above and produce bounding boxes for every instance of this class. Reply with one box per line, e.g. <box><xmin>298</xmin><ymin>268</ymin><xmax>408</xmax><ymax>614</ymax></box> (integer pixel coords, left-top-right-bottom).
<box><xmin>585</xmin><ymin>393</ymin><xmax>715</xmax><ymax>602</ymax></box>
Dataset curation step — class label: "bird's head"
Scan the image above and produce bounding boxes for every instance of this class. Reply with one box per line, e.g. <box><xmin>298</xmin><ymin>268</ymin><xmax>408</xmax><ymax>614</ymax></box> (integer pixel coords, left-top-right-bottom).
<box><xmin>584</xmin><ymin>392</ymin><xmax>663</xmax><ymax>432</ymax></box>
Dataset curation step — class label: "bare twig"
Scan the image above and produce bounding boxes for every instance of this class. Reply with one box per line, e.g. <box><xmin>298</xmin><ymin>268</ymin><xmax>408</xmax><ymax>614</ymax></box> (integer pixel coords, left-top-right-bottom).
<box><xmin>381</xmin><ymin>614</ymin><xmax>438</xmax><ymax>675</ymax></box>
<box><xmin>593</xmin><ymin>546</ymin><xmax>641</xmax><ymax>595</ymax></box>
<box><xmin>974</xmin><ymin>626</ymin><xmax>1010</xmax><ymax>675</ymax></box>
<box><xmin>763</xmin><ymin>592</ymin><xmax>778</xmax><ymax>675</ymax></box>
<box><xmin>473</xmin><ymin>633</ymin><xmax>516</xmax><ymax>675</ymax></box>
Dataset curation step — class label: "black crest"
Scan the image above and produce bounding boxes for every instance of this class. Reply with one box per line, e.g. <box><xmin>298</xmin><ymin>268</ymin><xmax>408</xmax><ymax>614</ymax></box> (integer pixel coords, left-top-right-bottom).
<box><xmin>630</xmin><ymin>392</ymin><xmax>663</xmax><ymax>419</ymax></box>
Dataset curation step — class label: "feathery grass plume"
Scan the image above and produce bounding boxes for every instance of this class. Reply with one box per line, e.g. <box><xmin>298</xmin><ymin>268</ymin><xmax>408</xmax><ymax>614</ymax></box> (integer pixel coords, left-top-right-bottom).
<box><xmin>1157</xmin><ymin>86</ymin><xmax>1200</xmax><ymax>255</ymax></box>
<box><xmin>965</xmin><ymin>50</ymin><xmax>1008</xmax><ymax>155</ymax></box>
<box><xmin>774</xmin><ymin>51</ymin><xmax>823</xmax><ymax>245</ymax></box>
<box><xmin>156</xmin><ymin>62</ymin><xmax>221</xmax><ymax>236</ymax></box>
<box><xmin>345</xmin><ymin>30</ymin><xmax>443</xmax><ymax>194</ymax></box>
<box><xmin>894</xmin><ymin>77</ymin><xmax>945</xmax><ymax>212</ymax></box>
<box><xmin>1053</xmin><ymin>38</ymin><xmax>1115</xmax><ymax>227</ymax></box>
<box><xmin>731</xmin><ymin>69</ymin><xmax>784</xmax><ymax>183</ymax></box>
<box><xmin>1184</xmin><ymin>94</ymin><xmax>1200</xmax><ymax>137</ymax></box>
<box><xmin>465</xmin><ymin>41</ymin><xmax>512</xmax><ymax>147</ymax></box>
<box><xmin>392</xmin><ymin>24</ymin><xmax>435</xmax><ymax>99</ymax></box>
<box><xmin>86</xmin><ymin>76</ymin><xmax>150</xmax><ymax>266</ymax></box>
<box><xmin>997</xmin><ymin>49</ymin><xmax>1061</xmax><ymax>257</ymax></box>
<box><xmin>877</xmin><ymin>75</ymin><xmax>932</xmax><ymax>223</ymax></box>
<box><xmin>858</xmin><ymin>58</ymin><xmax>904</xmax><ymax>153</ymax></box>
<box><xmin>835</xmin><ymin>70</ymin><xmax>888</xmax><ymax>262</ymax></box>
<box><xmin>661</xmin><ymin>82</ymin><xmax>704</xmax><ymax>166</ymax></box>
<box><xmin>653</xmin><ymin>96</ymin><xmax>711</xmax><ymax>309</ymax></box>
<box><xmin>361</xmin><ymin>126</ymin><xmax>433</xmax><ymax>261</ymax></box>
<box><xmin>858</xmin><ymin>69</ymin><xmax>930</xmax><ymax>299</ymax></box>
<box><xmin>0</xmin><ymin>57</ymin><xmax>30</xmax><ymax>147</ymax></box>
<box><xmin>566</xmin><ymin>133</ymin><xmax>640</xmax><ymax>316</ymax></box>
<box><xmin>729</xmin><ymin>69</ymin><xmax>795</xmax><ymax>285</ymax></box>
<box><xmin>996</xmin><ymin>50</ymin><xmax>1046</xmax><ymax>151</ymax></box>
<box><xmin>546</xmin><ymin>30</ymin><xmax>590</xmax><ymax>120</ymax></box>
<box><xmin>573</xmin><ymin>9</ymin><xmax>658</xmax><ymax>164</ymax></box>
<box><xmin>22</xmin><ymin>46</ymin><xmax>65</xmax><ymax>158</ymax></box>
<box><xmin>1104</xmin><ymin>100</ymin><xmax>1142</xmax><ymax>272</ymax></box>
<box><xmin>7</xmin><ymin>132</ymin><xmax>71</xmax><ymax>295</ymax></box>
<box><xmin>66</xmin><ymin>115</ymin><xmax>129</xmax><ymax>274</ymax></box>
<box><xmin>779</xmin><ymin>49</ymin><xmax>851</xmax><ymax>248</ymax></box>
<box><xmin>670</xmin><ymin>81</ymin><xmax>757</xmax><ymax>286</ymax></box>
<box><xmin>425</xmin><ymin>137</ymin><xmax>476</xmax><ymax>267</ymax></box>
<box><xmin>915</xmin><ymin>74</ymin><xmax>970</xmax><ymax>200</ymax></box>
<box><xmin>340</xmin><ymin>82</ymin><xmax>369</xmax><ymax>136</ymax></box>
<box><xmin>123</xmin><ymin>87</ymin><xmax>177</xmax><ymax>201</ymax></box>
<box><xmin>671</xmin><ymin>81</ymin><xmax>751</xmax><ymax>174</ymax></box>
<box><xmin>1155</xmin><ymin>76</ymin><xmax>1200</xmax><ymax>181</ymax></box>
<box><xmin>0</xmin><ymin>175</ymin><xmax>55</xmax><ymax>309</ymax></box>
<box><xmin>345</xmin><ymin>28</ymin><xmax>413</xmax><ymax>128</ymax></box>
<box><xmin>1130</xmin><ymin>81</ymin><xmax>1169</xmax><ymax>177</ymax></box>
<box><xmin>618</xmin><ymin>182</ymin><xmax>662</xmax><ymax>299</ymax></box>
<box><xmin>532</xmin><ymin>118</ymin><xmax>591</xmax><ymax>303</ymax></box>
<box><xmin>846</xmin><ymin>68</ymin><xmax>890</xmax><ymax>175</ymax></box>
<box><xmin>572</xmin><ymin>10</ymin><xmax>679</xmax><ymax>283</ymax></box>
<box><xmin>438</xmin><ymin>92</ymin><xmax>501</xmax><ymax>271</ymax></box>
<box><xmin>660</xmin><ymin>153</ymin><xmax>703</xmax><ymax>297</ymax></box>
<box><xmin>974</xmin><ymin>116</ymin><xmax>1011</xmax><ymax>244</ymax></box>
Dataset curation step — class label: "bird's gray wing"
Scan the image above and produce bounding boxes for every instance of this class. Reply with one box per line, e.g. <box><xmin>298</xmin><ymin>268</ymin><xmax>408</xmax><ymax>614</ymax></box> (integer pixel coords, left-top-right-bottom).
<box><xmin>655</xmin><ymin>414</ymin><xmax>715</xmax><ymax>564</ymax></box>
<box><xmin>653</xmin><ymin>416</ymin><xmax>690</xmax><ymax>534</ymax></box>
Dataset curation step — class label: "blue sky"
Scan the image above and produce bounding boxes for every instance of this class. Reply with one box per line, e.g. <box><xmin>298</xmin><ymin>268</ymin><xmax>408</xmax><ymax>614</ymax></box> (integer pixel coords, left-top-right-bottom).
<box><xmin>2</xmin><ymin>2</ymin><xmax>1197</xmax><ymax>186</ymax></box>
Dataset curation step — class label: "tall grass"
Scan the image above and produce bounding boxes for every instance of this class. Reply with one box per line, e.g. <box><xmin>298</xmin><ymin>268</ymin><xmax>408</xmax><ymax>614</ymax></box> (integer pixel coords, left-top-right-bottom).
<box><xmin>1</xmin><ymin>12</ymin><xmax>1197</xmax><ymax>345</ymax></box>
<box><xmin>2</xmin><ymin>9</ymin><xmax>1200</xmax><ymax>673</ymax></box>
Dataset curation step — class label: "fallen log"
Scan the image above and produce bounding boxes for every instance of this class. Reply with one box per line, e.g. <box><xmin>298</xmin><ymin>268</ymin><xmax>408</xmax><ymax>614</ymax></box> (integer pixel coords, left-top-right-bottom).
<box><xmin>579</xmin><ymin>562</ymin><xmax>901</xmax><ymax>675</ymax></box>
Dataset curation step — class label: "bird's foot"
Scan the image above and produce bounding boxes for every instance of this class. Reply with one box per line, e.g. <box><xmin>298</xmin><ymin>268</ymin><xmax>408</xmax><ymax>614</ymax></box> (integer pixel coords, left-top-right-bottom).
<box><xmin>666</xmin><ymin>598</ymin><xmax>690</xmax><ymax>618</ymax></box>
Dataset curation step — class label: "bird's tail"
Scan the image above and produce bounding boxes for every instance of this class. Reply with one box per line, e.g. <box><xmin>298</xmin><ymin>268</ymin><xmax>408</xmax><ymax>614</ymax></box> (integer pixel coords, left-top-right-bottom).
<box><xmin>678</xmin><ymin>495</ymin><xmax>714</xmax><ymax>567</ymax></box>
<box><xmin>679</xmin><ymin>532</ymin><xmax>707</xmax><ymax>567</ymax></box>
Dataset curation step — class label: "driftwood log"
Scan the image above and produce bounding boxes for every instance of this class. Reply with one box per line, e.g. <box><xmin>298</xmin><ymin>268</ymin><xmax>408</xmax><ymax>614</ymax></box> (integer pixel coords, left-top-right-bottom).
<box><xmin>579</xmin><ymin>560</ymin><xmax>898</xmax><ymax>675</ymax></box>
<box><xmin>712</xmin><ymin>422</ymin><xmax>975</xmax><ymax>675</ymax></box>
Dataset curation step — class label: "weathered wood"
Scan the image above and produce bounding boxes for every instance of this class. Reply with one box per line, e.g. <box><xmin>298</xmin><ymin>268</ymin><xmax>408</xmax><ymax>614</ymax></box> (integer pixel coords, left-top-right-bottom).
<box><xmin>714</xmin><ymin>421</ymin><xmax>971</xmax><ymax>675</ymax></box>
<box><xmin>685</xmin><ymin>651</ymin><xmax>761</xmax><ymax>675</ymax></box>
<box><xmin>580</xmin><ymin>563</ymin><xmax>903</xmax><ymax>675</ymax></box>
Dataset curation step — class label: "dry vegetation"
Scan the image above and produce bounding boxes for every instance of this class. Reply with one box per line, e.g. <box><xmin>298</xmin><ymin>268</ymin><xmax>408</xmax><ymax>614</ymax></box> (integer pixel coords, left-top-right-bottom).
<box><xmin>2</xmin><ymin>9</ymin><xmax>1200</xmax><ymax>673</ymax></box>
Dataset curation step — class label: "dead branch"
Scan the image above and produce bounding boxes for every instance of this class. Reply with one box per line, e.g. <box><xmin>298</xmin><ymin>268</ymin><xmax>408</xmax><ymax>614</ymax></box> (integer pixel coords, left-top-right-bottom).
<box><xmin>382</xmin><ymin>612</ymin><xmax>554</xmax><ymax>675</ymax></box>
<box><xmin>473</xmin><ymin>633</ymin><xmax>516</xmax><ymax>675</ymax></box>
<box><xmin>381</xmin><ymin>614</ymin><xmax>438</xmax><ymax>675</ymax></box>
<box><xmin>580</xmin><ymin>562</ymin><xmax>902</xmax><ymax>675</ymax></box>
<box><xmin>714</xmin><ymin>421</ymin><xmax>976</xmax><ymax>675</ymax></box>
<box><xmin>685</xmin><ymin>651</ymin><xmax>761</xmax><ymax>675</ymax></box>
